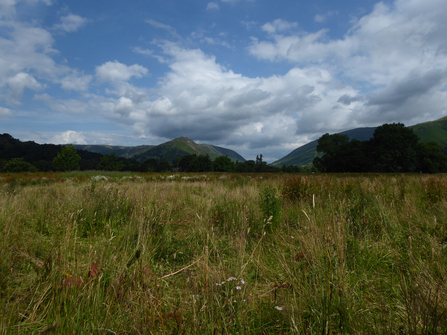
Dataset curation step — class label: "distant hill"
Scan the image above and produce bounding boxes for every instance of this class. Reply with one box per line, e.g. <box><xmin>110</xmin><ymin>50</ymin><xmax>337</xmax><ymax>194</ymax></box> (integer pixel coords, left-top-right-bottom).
<box><xmin>76</xmin><ymin>137</ymin><xmax>246</xmax><ymax>163</ymax></box>
<box><xmin>409</xmin><ymin>116</ymin><xmax>447</xmax><ymax>147</ymax></box>
<box><xmin>0</xmin><ymin>133</ymin><xmax>103</xmax><ymax>170</ymax></box>
<box><xmin>199</xmin><ymin>143</ymin><xmax>246</xmax><ymax>162</ymax></box>
<box><xmin>271</xmin><ymin>127</ymin><xmax>377</xmax><ymax>167</ymax></box>
<box><xmin>72</xmin><ymin>144</ymin><xmax>155</xmax><ymax>158</ymax></box>
<box><xmin>273</xmin><ymin>116</ymin><xmax>447</xmax><ymax>167</ymax></box>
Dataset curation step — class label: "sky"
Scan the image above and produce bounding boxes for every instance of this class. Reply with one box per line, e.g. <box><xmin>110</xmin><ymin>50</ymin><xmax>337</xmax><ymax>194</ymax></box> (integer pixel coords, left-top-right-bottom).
<box><xmin>1</xmin><ymin>0</ymin><xmax>447</xmax><ymax>162</ymax></box>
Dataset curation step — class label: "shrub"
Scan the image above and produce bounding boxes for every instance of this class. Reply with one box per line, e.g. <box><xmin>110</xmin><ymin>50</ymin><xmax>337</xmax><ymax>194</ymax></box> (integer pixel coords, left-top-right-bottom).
<box><xmin>4</xmin><ymin>157</ymin><xmax>37</xmax><ymax>172</ymax></box>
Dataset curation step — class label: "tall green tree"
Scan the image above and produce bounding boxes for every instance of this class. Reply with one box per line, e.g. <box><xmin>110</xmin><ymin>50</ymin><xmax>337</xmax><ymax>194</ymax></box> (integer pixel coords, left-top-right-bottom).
<box><xmin>178</xmin><ymin>154</ymin><xmax>197</xmax><ymax>172</ymax></box>
<box><xmin>213</xmin><ymin>155</ymin><xmax>234</xmax><ymax>172</ymax></box>
<box><xmin>371</xmin><ymin>123</ymin><xmax>419</xmax><ymax>172</ymax></box>
<box><xmin>189</xmin><ymin>155</ymin><xmax>213</xmax><ymax>172</ymax></box>
<box><xmin>53</xmin><ymin>145</ymin><xmax>81</xmax><ymax>171</ymax></box>
<box><xmin>313</xmin><ymin>133</ymin><xmax>351</xmax><ymax>172</ymax></box>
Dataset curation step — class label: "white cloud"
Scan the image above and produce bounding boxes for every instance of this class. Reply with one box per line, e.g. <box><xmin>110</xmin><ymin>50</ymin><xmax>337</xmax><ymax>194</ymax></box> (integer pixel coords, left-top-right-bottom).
<box><xmin>5</xmin><ymin>0</ymin><xmax>447</xmax><ymax>161</ymax></box>
<box><xmin>0</xmin><ymin>0</ymin><xmax>52</xmax><ymax>19</ymax></box>
<box><xmin>95</xmin><ymin>60</ymin><xmax>148</xmax><ymax>82</ymax></box>
<box><xmin>314</xmin><ymin>11</ymin><xmax>337</xmax><ymax>23</ymax></box>
<box><xmin>7</xmin><ymin>72</ymin><xmax>42</xmax><ymax>101</ymax></box>
<box><xmin>206</xmin><ymin>2</ymin><xmax>219</xmax><ymax>10</ymax></box>
<box><xmin>246</xmin><ymin>0</ymin><xmax>447</xmax><ymax>131</ymax></box>
<box><xmin>122</xmin><ymin>42</ymin><xmax>357</xmax><ymax>150</ymax></box>
<box><xmin>241</xmin><ymin>20</ymin><xmax>256</xmax><ymax>30</ymax></box>
<box><xmin>114</xmin><ymin>97</ymin><xmax>133</xmax><ymax>116</ymax></box>
<box><xmin>261</xmin><ymin>19</ymin><xmax>298</xmax><ymax>34</ymax></box>
<box><xmin>54</xmin><ymin>14</ymin><xmax>88</xmax><ymax>32</ymax></box>
<box><xmin>0</xmin><ymin>106</ymin><xmax>13</xmax><ymax>117</ymax></box>
<box><xmin>60</xmin><ymin>71</ymin><xmax>92</xmax><ymax>91</ymax></box>
<box><xmin>52</xmin><ymin>130</ymin><xmax>87</xmax><ymax>144</ymax></box>
<box><xmin>0</xmin><ymin>17</ymin><xmax>74</xmax><ymax>106</ymax></box>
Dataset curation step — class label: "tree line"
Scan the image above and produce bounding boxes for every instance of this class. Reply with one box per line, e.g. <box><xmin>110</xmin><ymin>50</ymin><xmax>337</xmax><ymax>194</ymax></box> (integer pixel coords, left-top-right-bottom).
<box><xmin>313</xmin><ymin>123</ymin><xmax>447</xmax><ymax>173</ymax></box>
<box><xmin>1</xmin><ymin>133</ymin><xmax>312</xmax><ymax>173</ymax></box>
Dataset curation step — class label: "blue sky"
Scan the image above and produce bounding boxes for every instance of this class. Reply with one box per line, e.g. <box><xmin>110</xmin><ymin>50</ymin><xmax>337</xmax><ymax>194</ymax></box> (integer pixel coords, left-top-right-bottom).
<box><xmin>1</xmin><ymin>0</ymin><xmax>446</xmax><ymax>162</ymax></box>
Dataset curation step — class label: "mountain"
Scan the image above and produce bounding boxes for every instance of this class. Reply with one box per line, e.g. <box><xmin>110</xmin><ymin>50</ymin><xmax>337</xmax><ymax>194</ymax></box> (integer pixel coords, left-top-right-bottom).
<box><xmin>271</xmin><ymin>127</ymin><xmax>377</xmax><ymax>167</ymax></box>
<box><xmin>130</xmin><ymin>137</ymin><xmax>208</xmax><ymax>162</ymax></box>
<box><xmin>409</xmin><ymin>116</ymin><xmax>447</xmax><ymax>146</ymax></box>
<box><xmin>76</xmin><ymin>137</ymin><xmax>246</xmax><ymax>163</ymax></box>
<box><xmin>199</xmin><ymin>143</ymin><xmax>246</xmax><ymax>162</ymax></box>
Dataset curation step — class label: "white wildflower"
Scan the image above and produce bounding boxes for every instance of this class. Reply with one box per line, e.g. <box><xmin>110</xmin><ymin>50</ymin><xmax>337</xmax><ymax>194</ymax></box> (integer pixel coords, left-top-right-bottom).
<box><xmin>236</xmin><ymin>286</ymin><xmax>242</xmax><ymax>290</ymax></box>
<box><xmin>227</xmin><ymin>277</ymin><xmax>237</xmax><ymax>281</ymax></box>
<box><xmin>91</xmin><ymin>175</ymin><xmax>108</xmax><ymax>182</ymax></box>
<box><xmin>274</xmin><ymin>306</ymin><xmax>283</xmax><ymax>311</ymax></box>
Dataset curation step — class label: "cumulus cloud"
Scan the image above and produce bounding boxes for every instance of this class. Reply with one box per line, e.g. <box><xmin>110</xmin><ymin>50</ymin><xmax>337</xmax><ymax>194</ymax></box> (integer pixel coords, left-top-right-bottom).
<box><xmin>95</xmin><ymin>60</ymin><xmax>148</xmax><ymax>82</ymax></box>
<box><xmin>52</xmin><ymin>130</ymin><xmax>87</xmax><ymax>144</ymax></box>
<box><xmin>113</xmin><ymin>97</ymin><xmax>134</xmax><ymax>116</ymax></box>
<box><xmin>7</xmin><ymin>72</ymin><xmax>42</xmax><ymax>101</ymax></box>
<box><xmin>118</xmin><ymin>42</ymin><xmax>358</xmax><ymax>153</ymax></box>
<box><xmin>54</xmin><ymin>14</ymin><xmax>88</xmax><ymax>32</ymax></box>
<box><xmin>5</xmin><ymin>0</ymin><xmax>447</xmax><ymax>161</ymax></box>
<box><xmin>247</xmin><ymin>0</ymin><xmax>447</xmax><ymax>131</ymax></box>
<box><xmin>60</xmin><ymin>71</ymin><xmax>92</xmax><ymax>91</ymax></box>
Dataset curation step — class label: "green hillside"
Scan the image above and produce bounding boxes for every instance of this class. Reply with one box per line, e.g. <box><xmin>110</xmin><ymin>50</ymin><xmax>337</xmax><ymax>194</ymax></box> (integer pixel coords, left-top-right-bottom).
<box><xmin>73</xmin><ymin>144</ymin><xmax>154</xmax><ymax>158</ymax></box>
<box><xmin>199</xmin><ymin>144</ymin><xmax>246</xmax><ymax>162</ymax></box>
<box><xmin>409</xmin><ymin>116</ymin><xmax>447</xmax><ymax>146</ymax></box>
<box><xmin>271</xmin><ymin>127</ymin><xmax>377</xmax><ymax>167</ymax></box>
<box><xmin>130</xmin><ymin>137</ymin><xmax>208</xmax><ymax>162</ymax></box>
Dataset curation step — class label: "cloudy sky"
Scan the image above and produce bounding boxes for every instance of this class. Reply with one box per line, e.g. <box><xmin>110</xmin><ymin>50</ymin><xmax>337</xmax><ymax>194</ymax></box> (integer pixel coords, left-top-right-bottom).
<box><xmin>1</xmin><ymin>0</ymin><xmax>447</xmax><ymax>162</ymax></box>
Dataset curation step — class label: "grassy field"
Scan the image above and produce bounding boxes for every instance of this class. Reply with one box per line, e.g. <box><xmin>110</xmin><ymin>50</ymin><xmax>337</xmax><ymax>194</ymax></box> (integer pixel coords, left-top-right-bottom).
<box><xmin>1</xmin><ymin>172</ymin><xmax>447</xmax><ymax>334</ymax></box>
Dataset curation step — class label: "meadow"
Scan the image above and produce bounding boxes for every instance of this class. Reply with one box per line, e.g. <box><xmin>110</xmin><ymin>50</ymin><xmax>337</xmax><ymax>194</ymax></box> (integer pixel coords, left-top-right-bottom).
<box><xmin>1</xmin><ymin>172</ymin><xmax>447</xmax><ymax>334</ymax></box>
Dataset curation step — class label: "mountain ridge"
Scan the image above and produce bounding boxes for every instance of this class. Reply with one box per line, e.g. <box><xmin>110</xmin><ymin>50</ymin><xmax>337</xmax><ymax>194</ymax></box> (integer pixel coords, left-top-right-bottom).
<box><xmin>74</xmin><ymin>137</ymin><xmax>246</xmax><ymax>163</ymax></box>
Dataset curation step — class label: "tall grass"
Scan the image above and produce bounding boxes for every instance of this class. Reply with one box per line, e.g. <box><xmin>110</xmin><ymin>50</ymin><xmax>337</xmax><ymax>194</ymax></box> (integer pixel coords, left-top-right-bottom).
<box><xmin>1</xmin><ymin>172</ymin><xmax>447</xmax><ymax>334</ymax></box>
